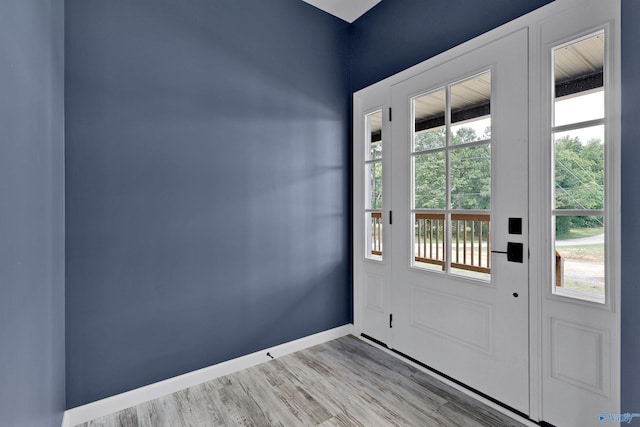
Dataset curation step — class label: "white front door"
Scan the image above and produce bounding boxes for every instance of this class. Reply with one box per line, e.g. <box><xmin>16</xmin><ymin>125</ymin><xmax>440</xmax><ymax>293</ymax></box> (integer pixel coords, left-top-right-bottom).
<box><xmin>389</xmin><ymin>29</ymin><xmax>530</xmax><ymax>414</ymax></box>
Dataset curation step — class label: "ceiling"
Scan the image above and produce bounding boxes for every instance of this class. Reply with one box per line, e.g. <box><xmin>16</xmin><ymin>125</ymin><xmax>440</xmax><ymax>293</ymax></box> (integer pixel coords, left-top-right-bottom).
<box><xmin>554</xmin><ymin>33</ymin><xmax>604</xmax><ymax>84</ymax></box>
<box><xmin>302</xmin><ymin>0</ymin><xmax>381</xmax><ymax>23</ymax></box>
<box><xmin>414</xmin><ymin>72</ymin><xmax>491</xmax><ymax>125</ymax></box>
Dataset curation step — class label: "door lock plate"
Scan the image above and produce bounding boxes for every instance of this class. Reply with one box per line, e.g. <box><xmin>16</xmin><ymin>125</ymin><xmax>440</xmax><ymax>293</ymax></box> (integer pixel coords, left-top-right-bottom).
<box><xmin>507</xmin><ymin>242</ymin><xmax>524</xmax><ymax>263</ymax></box>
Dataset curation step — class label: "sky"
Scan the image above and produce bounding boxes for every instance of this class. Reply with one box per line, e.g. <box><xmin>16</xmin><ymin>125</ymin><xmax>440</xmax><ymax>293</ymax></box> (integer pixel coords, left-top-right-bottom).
<box><xmin>452</xmin><ymin>89</ymin><xmax>605</xmax><ymax>144</ymax></box>
<box><xmin>554</xmin><ymin>90</ymin><xmax>604</xmax><ymax>144</ymax></box>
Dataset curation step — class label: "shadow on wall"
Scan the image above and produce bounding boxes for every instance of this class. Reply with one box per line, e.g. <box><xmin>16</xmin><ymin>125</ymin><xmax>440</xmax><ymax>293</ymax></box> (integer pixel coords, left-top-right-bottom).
<box><xmin>65</xmin><ymin>0</ymin><xmax>352</xmax><ymax>407</ymax></box>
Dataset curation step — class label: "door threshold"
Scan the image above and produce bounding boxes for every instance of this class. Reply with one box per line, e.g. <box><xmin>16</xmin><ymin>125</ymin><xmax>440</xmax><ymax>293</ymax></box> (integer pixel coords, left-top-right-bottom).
<box><xmin>360</xmin><ymin>333</ymin><xmax>546</xmax><ymax>426</ymax></box>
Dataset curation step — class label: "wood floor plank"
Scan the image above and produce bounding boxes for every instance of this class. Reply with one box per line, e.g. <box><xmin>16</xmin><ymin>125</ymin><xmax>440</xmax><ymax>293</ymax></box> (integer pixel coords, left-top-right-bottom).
<box><xmin>75</xmin><ymin>335</ymin><xmax>528</xmax><ymax>427</ymax></box>
<box><xmin>168</xmin><ymin>382</ymin><xmax>229</xmax><ymax>427</ymax></box>
<box><xmin>312</xmin><ymin>343</ymin><xmax>448</xmax><ymax>420</ymax></box>
<box><xmin>284</xmin><ymin>354</ymin><xmax>406</xmax><ymax>426</ymax></box>
<box><xmin>295</xmin><ymin>343</ymin><xmax>462</xmax><ymax>427</ymax></box>
<box><xmin>136</xmin><ymin>394</ymin><xmax>183</xmax><ymax>427</ymax></box>
<box><xmin>332</xmin><ymin>336</ymin><xmax>524</xmax><ymax>427</ymax></box>
<box><xmin>251</xmin><ymin>360</ymin><xmax>336</xmax><ymax>425</ymax></box>
<box><xmin>86</xmin><ymin>406</ymin><xmax>138</xmax><ymax>427</ymax></box>
<box><xmin>209</xmin><ymin>375</ymin><xmax>276</xmax><ymax>426</ymax></box>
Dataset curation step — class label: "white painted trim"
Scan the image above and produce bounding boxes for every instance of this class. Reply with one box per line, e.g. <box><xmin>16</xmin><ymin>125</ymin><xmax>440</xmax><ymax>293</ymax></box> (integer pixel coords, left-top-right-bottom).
<box><xmin>62</xmin><ymin>324</ymin><xmax>353</xmax><ymax>427</ymax></box>
<box><xmin>527</xmin><ymin>18</ymin><xmax>544</xmax><ymax>421</ymax></box>
<box><xmin>356</xmin><ymin>335</ymin><xmax>539</xmax><ymax>427</ymax></box>
<box><xmin>61</xmin><ymin>411</ymin><xmax>70</xmax><ymax>427</ymax></box>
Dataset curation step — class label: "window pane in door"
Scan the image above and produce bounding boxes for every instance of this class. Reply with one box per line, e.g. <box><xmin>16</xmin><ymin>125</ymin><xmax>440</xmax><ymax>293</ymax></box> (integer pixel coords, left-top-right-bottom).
<box><xmin>366</xmin><ymin>162</ymin><xmax>382</xmax><ymax>210</ymax></box>
<box><xmin>414</xmin><ymin>213</ymin><xmax>445</xmax><ymax>272</ymax></box>
<box><xmin>451</xmin><ymin>214</ymin><xmax>491</xmax><ymax>281</ymax></box>
<box><xmin>367</xmin><ymin>111</ymin><xmax>383</xmax><ymax>160</ymax></box>
<box><xmin>554</xmin><ymin>90</ymin><xmax>604</xmax><ymax>127</ymax></box>
<box><xmin>553</xmin><ymin>126</ymin><xmax>604</xmax><ymax>210</ymax></box>
<box><xmin>554</xmin><ymin>215</ymin><xmax>605</xmax><ymax>301</ymax></box>
<box><xmin>451</xmin><ymin>72</ymin><xmax>491</xmax><ymax>144</ymax></box>
<box><xmin>553</xmin><ymin>33</ymin><xmax>604</xmax><ymax>127</ymax></box>
<box><xmin>450</xmin><ymin>145</ymin><xmax>491</xmax><ymax>210</ymax></box>
<box><xmin>414</xmin><ymin>152</ymin><xmax>446</xmax><ymax>209</ymax></box>
<box><xmin>367</xmin><ymin>211</ymin><xmax>383</xmax><ymax>260</ymax></box>
<box><xmin>413</xmin><ymin>89</ymin><xmax>446</xmax><ymax>151</ymax></box>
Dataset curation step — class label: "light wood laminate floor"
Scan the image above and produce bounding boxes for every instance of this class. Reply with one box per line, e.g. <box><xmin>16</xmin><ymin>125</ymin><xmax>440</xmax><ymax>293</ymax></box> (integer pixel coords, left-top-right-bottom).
<box><xmin>76</xmin><ymin>335</ymin><xmax>525</xmax><ymax>426</ymax></box>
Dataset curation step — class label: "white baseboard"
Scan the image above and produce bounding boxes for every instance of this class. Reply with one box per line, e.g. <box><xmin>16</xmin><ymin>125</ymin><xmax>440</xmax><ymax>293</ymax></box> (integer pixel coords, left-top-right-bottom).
<box><xmin>62</xmin><ymin>324</ymin><xmax>353</xmax><ymax>427</ymax></box>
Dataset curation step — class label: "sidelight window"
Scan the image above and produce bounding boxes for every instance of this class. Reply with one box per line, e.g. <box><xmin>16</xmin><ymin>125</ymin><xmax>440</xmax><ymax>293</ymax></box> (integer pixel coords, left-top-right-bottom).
<box><xmin>551</xmin><ymin>32</ymin><xmax>606</xmax><ymax>302</ymax></box>
<box><xmin>365</xmin><ymin>110</ymin><xmax>383</xmax><ymax>260</ymax></box>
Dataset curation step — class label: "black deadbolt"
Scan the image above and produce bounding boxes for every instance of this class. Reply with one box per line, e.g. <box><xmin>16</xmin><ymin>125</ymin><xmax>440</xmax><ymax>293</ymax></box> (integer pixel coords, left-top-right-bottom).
<box><xmin>508</xmin><ymin>217</ymin><xmax>522</xmax><ymax>235</ymax></box>
<box><xmin>513</xmin><ymin>292</ymin><xmax>519</xmax><ymax>298</ymax></box>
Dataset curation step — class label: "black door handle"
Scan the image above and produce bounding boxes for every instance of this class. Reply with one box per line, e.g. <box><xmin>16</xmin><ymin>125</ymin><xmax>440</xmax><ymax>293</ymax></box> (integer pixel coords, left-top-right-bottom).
<box><xmin>491</xmin><ymin>242</ymin><xmax>523</xmax><ymax>263</ymax></box>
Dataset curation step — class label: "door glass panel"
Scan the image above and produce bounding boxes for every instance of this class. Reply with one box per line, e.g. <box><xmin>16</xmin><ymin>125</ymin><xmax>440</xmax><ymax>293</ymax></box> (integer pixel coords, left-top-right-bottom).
<box><xmin>365</xmin><ymin>110</ymin><xmax>383</xmax><ymax>260</ymax></box>
<box><xmin>411</xmin><ymin>72</ymin><xmax>492</xmax><ymax>281</ymax></box>
<box><xmin>368</xmin><ymin>211</ymin><xmax>383</xmax><ymax>260</ymax></box>
<box><xmin>451</xmin><ymin>72</ymin><xmax>492</xmax><ymax>144</ymax></box>
<box><xmin>413</xmin><ymin>89</ymin><xmax>446</xmax><ymax>151</ymax></box>
<box><xmin>451</xmin><ymin>214</ymin><xmax>491</xmax><ymax>281</ymax></box>
<box><xmin>554</xmin><ymin>126</ymin><xmax>604</xmax><ymax>210</ymax></box>
<box><xmin>366</xmin><ymin>162</ymin><xmax>383</xmax><ymax>210</ymax></box>
<box><xmin>551</xmin><ymin>31</ymin><xmax>606</xmax><ymax>302</ymax></box>
<box><xmin>450</xmin><ymin>145</ymin><xmax>491</xmax><ymax>210</ymax></box>
<box><xmin>414</xmin><ymin>152</ymin><xmax>446</xmax><ymax>209</ymax></box>
<box><xmin>554</xmin><ymin>90</ymin><xmax>604</xmax><ymax>127</ymax></box>
<box><xmin>414</xmin><ymin>213</ymin><xmax>446</xmax><ymax>271</ymax></box>
<box><xmin>554</xmin><ymin>215</ymin><xmax>605</xmax><ymax>300</ymax></box>
<box><xmin>367</xmin><ymin>111</ymin><xmax>383</xmax><ymax>160</ymax></box>
<box><xmin>554</xmin><ymin>33</ymin><xmax>604</xmax><ymax>127</ymax></box>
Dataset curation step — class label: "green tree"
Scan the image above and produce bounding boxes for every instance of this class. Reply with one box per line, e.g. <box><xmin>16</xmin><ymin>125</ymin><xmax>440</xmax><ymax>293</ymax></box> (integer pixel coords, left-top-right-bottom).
<box><xmin>414</xmin><ymin>150</ymin><xmax>445</xmax><ymax>209</ymax></box>
<box><xmin>414</xmin><ymin>127</ymin><xmax>491</xmax><ymax>210</ymax></box>
<box><xmin>414</xmin><ymin>128</ymin><xmax>446</xmax><ymax>209</ymax></box>
<box><xmin>450</xmin><ymin>144</ymin><xmax>491</xmax><ymax>209</ymax></box>
<box><xmin>554</xmin><ymin>135</ymin><xmax>605</xmax><ymax>233</ymax></box>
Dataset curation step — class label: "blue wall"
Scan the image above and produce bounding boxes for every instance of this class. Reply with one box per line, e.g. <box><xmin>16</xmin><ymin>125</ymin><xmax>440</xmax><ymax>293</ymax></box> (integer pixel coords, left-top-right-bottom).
<box><xmin>64</xmin><ymin>0</ymin><xmax>351</xmax><ymax>407</ymax></box>
<box><xmin>621</xmin><ymin>0</ymin><xmax>640</xmax><ymax>414</ymax></box>
<box><xmin>0</xmin><ymin>1</ymin><xmax>66</xmax><ymax>426</ymax></box>
<box><xmin>55</xmin><ymin>0</ymin><xmax>640</xmax><ymax>413</ymax></box>
<box><xmin>350</xmin><ymin>0</ymin><xmax>552</xmax><ymax>91</ymax></box>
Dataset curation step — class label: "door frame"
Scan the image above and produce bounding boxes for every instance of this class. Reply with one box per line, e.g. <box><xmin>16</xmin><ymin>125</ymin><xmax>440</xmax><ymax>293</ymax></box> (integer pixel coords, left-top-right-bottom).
<box><xmin>352</xmin><ymin>0</ymin><xmax>621</xmax><ymax>422</ymax></box>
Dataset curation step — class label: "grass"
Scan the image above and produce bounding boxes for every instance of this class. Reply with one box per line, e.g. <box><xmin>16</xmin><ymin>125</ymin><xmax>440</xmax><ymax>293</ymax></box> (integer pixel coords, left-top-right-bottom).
<box><xmin>556</xmin><ymin>226</ymin><xmax>604</xmax><ymax>241</ymax></box>
<box><xmin>562</xmin><ymin>280</ymin><xmax>604</xmax><ymax>294</ymax></box>
<box><xmin>557</xmin><ymin>243</ymin><xmax>604</xmax><ymax>262</ymax></box>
